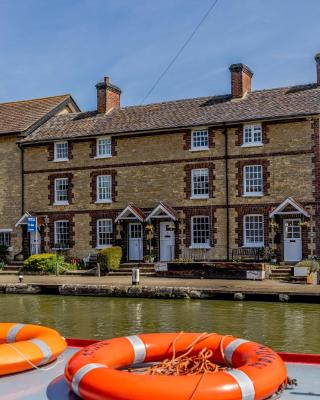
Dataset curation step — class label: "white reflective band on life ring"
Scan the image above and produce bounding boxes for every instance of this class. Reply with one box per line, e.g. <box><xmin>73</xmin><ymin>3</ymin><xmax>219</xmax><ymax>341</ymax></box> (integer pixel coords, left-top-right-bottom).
<box><xmin>29</xmin><ymin>339</ymin><xmax>53</xmax><ymax>366</ymax></box>
<box><xmin>226</xmin><ymin>369</ymin><xmax>255</xmax><ymax>400</ymax></box>
<box><xmin>224</xmin><ymin>338</ymin><xmax>249</xmax><ymax>365</ymax></box>
<box><xmin>125</xmin><ymin>335</ymin><xmax>146</xmax><ymax>364</ymax></box>
<box><xmin>72</xmin><ymin>363</ymin><xmax>106</xmax><ymax>397</ymax></box>
<box><xmin>6</xmin><ymin>323</ymin><xmax>25</xmax><ymax>343</ymax></box>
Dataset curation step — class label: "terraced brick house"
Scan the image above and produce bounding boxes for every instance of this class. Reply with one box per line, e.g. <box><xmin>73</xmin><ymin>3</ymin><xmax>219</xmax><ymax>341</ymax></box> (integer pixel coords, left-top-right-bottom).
<box><xmin>17</xmin><ymin>55</ymin><xmax>320</xmax><ymax>263</ymax></box>
<box><xmin>0</xmin><ymin>95</ymin><xmax>80</xmax><ymax>260</ymax></box>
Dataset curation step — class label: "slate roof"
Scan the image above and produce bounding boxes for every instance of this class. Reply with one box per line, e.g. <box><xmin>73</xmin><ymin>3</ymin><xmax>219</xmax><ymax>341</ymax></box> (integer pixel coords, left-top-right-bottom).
<box><xmin>20</xmin><ymin>83</ymin><xmax>320</xmax><ymax>144</ymax></box>
<box><xmin>0</xmin><ymin>94</ymin><xmax>73</xmax><ymax>135</ymax></box>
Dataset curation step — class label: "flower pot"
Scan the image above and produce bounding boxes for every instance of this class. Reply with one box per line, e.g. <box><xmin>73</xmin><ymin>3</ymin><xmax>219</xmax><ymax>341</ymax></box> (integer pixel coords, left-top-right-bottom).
<box><xmin>294</xmin><ymin>266</ymin><xmax>308</xmax><ymax>277</ymax></box>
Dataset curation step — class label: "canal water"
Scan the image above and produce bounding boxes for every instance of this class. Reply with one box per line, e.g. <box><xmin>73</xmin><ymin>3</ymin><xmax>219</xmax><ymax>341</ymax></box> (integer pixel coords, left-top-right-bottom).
<box><xmin>0</xmin><ymin>294</ymin><xmax>319</xmax><ymax>353</ymax></box>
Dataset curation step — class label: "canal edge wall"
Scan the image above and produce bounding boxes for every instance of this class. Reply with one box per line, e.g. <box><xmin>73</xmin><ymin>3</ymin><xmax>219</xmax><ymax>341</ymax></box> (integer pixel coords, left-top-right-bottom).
<box><xmin>0</xmin><ymin>283</ymin><xmax>319</xmax><ymax>303</ymax></box>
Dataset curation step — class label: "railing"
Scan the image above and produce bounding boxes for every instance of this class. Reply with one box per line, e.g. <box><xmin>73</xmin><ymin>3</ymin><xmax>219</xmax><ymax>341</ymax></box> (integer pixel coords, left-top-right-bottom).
<box><xmin>180</xmin><ymin>247</ymin><xmax>212</xmax><ymax>261</ymax></box>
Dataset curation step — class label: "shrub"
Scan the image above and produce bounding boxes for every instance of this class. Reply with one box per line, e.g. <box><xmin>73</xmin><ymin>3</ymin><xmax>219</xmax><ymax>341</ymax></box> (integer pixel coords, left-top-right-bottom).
<box><xmin>0</xmin><ymin>245</ymin><xmax>9</xmax><ymax>263</ymax></box>
<box><xmin>23</xmin><ymin>253</ymin><xmax>63</xmax><ymax>273</ymax></box>
<box><xmin>296</xmin><ymin>259</ymin><xmax>319</xmax><ymax>273</ymax></box>
<box><xmin>98</xmin><ymin>246</ymin><xmax>122</xmax><ymax>272</ymax></box>
<box><xmin>22</xmin><ymin>253</ymin><xmax>77</xmax><ymax>274</ymax></box>
<box><xmin>0</xmin><ymin>260</ymin><xmax>5</xmax><ymax>270</ymax></box>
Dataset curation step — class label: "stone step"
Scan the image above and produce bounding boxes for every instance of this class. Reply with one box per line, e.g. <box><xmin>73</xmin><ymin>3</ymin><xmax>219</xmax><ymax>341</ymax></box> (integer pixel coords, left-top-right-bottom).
<box><xmin>9</xmin><ymin>261</ymin><xmax>24</xmax><ymax>266</ymax></box>
<box><xmin>2</xmin><ymin>265</ymin><xmax>20</xmax><ymax>272</ymax></box>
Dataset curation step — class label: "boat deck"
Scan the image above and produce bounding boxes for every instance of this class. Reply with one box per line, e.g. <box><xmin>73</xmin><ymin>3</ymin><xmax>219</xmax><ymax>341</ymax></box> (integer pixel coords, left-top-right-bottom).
<box><xmin>0</xmin><ymin>344</ymin><xmax>319</xmax><ymax>399</ymax></box>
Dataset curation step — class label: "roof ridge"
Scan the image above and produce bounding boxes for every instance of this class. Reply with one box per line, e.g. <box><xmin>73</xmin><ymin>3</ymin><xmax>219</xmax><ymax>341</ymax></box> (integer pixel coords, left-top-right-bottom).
<box><xmin>114</xmin><ymin>82</ymin><xmax>317</xmax><ymax>112</ymax></box>
<box><xmin>0</xmin><ymin>94</ymin><xmax>71</xmax><ymax>106</ymax></box>
<box><xmin>249</xmin><ymin>82</ymin><xmax>317</xmax><ymax>94</ymax></box>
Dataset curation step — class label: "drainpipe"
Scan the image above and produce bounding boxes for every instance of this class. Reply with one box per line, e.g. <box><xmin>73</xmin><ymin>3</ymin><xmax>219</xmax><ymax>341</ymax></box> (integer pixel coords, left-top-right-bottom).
<box><xmin>20</xmin><ymin>145</ymin><xmax>25</xmax><ymax>214</ymax></box>
<box><xmin>223</xmin><ymin>123</ymin><xmax>230</xmax><ymax>261</ymax></box>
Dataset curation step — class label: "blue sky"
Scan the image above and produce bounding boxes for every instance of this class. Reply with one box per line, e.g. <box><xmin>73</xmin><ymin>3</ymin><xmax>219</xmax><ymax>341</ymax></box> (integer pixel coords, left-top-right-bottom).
<box><xmin>0</xmin><ymin>0</ymin><xmax>319</xmax><ymax>110</ymax></box>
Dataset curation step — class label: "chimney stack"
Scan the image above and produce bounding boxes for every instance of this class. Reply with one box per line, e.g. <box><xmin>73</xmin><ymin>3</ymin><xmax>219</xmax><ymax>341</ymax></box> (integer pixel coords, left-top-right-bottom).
<box><xmin>96</xmin><ymin>76</ymin><xmax>121</xmax><ymax>113</ymax></box>
<box><xmin>315</xmin><ymin>54</ymin><xmax>320</xmax><ymax>85</ymax></box>
<box><xmin>229</xmin><ymin>63</ymin><xmax>253</xmax><ymax>98</ymax></box>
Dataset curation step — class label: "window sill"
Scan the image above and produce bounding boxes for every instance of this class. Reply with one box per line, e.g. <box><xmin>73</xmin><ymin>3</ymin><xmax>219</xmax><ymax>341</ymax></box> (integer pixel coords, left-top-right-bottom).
<box><xmin>189</xmin><ymin>245</ymin><xmax>211</xmax><ymax>249</ymax></box>
<box><xmin>240</xmin><ymin>143</ymin><xmax>263</xmax><ymax>148</ymax></box>
<box><xmin>242</xmin><ymin>244</ymin><xmax>264</xmax><ymax>248</ymax></box>
<box><xmin>242</xmin><ymin>193</ymin><xmax>263</xmax><ymax>197</ymax></box>
<box><xmin>95</xmin><ymin>200</ymin><xmax>112</xmax><ymax>204</ymax></box>
<box><xmin>53</xmin><ymin>202</ymin><xmax>69</xmax><ymax>206</ymax></box>
<box><xmin>190</xmin><ymin>196</ymin><xmax>209</xmax><ymax>200</ymax></box>
<box><xmin>96</xmin><ymin>245</ymin><xmax>112</xmax><ymax>250</ymax></box>
<box><xmin>189</xmin><ymin>148</ymin><xmax>209</xmax><ymax>152</ymax></box>
<box><xmin>94</xmin><ymin>155</ymin><xmax>112</xmax><ymax>160</ymax></box>
<box><xmin>53</xmin><ymin>158</ymin><xmax>69</xmax><ymax>162</ymax></box>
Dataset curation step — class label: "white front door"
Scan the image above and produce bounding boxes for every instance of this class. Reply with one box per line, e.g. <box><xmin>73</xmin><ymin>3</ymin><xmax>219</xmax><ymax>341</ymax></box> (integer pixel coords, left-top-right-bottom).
<box><xmin>283</xmin><ymin>219</ymin><xmax>302</xmax><ymax>262</ymax></box>
<box><xmin>160</xmin><ymin>221</ymin><xmax>175</xmax><ymax>261</ymax></box>
<box><xmin>128</xmin><ymin>223</ymin><xmax>143</xmax><ymax>260</ymax></box>
<box><xmin>29</xmin><ymin>230</ymin><xmax>41</xmax><ymax>255</ymax></box>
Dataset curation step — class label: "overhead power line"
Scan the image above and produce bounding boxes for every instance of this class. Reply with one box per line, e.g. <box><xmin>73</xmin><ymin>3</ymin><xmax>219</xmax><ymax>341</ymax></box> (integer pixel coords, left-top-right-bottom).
<box><xmin>140</xmin><ymin>0</ymin><xmax>220</xmax><ymax>104</ymax></box>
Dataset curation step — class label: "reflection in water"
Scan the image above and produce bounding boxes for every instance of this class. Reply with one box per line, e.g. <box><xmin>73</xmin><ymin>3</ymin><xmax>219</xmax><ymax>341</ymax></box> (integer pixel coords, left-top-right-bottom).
<box><xmin>0</xmin><ymin>295</ymin><xmax>319</xmax><ymax>353</ymax></box>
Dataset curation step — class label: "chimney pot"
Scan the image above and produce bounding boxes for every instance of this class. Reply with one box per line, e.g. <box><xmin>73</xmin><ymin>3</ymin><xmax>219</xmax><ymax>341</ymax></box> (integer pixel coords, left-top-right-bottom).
<box><xmin>96</xmin><ymin>76</ymin><xmax>121</xmax><ymax>113</ymax></box>
<box><xmin>229</xmin><ymin>63</ymin><xmax>253</xmax><ymax>98</ymax></box>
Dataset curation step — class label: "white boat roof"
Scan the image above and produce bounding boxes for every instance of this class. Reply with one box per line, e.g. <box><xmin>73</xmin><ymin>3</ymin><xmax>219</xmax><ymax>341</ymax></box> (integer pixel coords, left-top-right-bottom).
<box><xmin>0</xmin><ymin>345</ymin><xmax>319</xmax><ymax>399</ymax></box>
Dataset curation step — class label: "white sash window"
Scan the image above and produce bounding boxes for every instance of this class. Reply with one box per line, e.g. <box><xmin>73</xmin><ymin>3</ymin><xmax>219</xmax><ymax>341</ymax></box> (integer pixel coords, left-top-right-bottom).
<box><xmin>244</xmin><ymin>165</ymin><xmax>263</xmax><ymax>196</ymax></box>
<box><xmin>244</xmin><ymin>215</ymin><xmax>264</xmax><ymax>247</ymax></box>
<box><xmin>96</xmin><ymin>175</ymin><xmax>112</xmax><ymax>203</ymax></box>
<box><xmin>97</xmin><ymin>219</ymin><xmax>113</xmax><ymax>248</ymax></box>
<box><xmin>54</xmin><ymin>178</ymin><xmax>69</xmax><ymax>204</ymax></box>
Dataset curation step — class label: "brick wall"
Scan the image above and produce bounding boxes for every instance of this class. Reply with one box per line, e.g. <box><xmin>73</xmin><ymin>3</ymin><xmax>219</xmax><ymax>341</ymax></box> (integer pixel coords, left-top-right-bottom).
<box><xmin>22</xmin><ymin>118</ymin><xmax>317</xmax><ymax>260</ymax></box>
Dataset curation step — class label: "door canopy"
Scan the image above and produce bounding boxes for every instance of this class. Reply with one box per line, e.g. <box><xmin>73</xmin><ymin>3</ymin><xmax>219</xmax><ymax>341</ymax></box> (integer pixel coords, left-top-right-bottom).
<box><xmin>115</xmin><ymin>203</ymin><xmax>146</xmax><ymax>223</ymax></box>
<box><xmin>269</xmin><ymin>197</ymin><xmax>310</xmax><ymax>218</ymax></box>
<box><xmin>146</xmin><ymin>202</ymin><xmax>177</xmax><ymax>221</ymax></box>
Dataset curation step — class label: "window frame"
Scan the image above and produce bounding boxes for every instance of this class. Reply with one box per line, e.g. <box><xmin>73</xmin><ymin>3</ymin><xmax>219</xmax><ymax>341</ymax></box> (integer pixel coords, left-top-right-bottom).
<box><xmin>0</xmin><ymin>229</ymin><xmax>12</xmax><ymax>248</ymax></box>
<box><xmin>95</xmin><ymin>136</ymin><xmax>112</xmax><ymax>159</ymax></box>
<box><xmin>54</xmin><ymin>177</ymin><xmax>69</xmax><ymax>205</ymax></box>
<box><xmin>54</xmin><ymin>220</ymin><xmax>70</xmax><ymax>249</ymax></box>
<box><xmin>96</xmin><ymin>174</ymin><xmax>112</xmax><ymax>203</ymax></box>
<box><xmin>190</xmin><ymin>215</ymin><xmax>211</xmax><ymax>249</ymax></box>
<box><xmin>54</xmin><ymin>141</ymin><xmax>69</xmax><ymax>162</ymax></box>
<box><xmin>191</xmin><ymin>168</ymin><xmax>209</xmax><ymax>199</ymax></box>
<box><xmin>96</xmin><ymin>218</ymin><xmax>113</xmax><ymax>249</ymax></box>
<box><xmin>243</xmin><ymin>214</ymin><xmax>264</xmax><ymax>248</ymax></box>
<box><xmin>242</xmin><ymin>124</ymin><xmax>263</xmax><ymax>147</ymax></box>
<box><xmin>243</xmin><ymin>164</ymin><xmax>263</xmax><ymax>197</ymax></box>
<box><xmin>190</xmin><ymin>129</ymin><xmax>209</xmax><ymax>151</ymax></box>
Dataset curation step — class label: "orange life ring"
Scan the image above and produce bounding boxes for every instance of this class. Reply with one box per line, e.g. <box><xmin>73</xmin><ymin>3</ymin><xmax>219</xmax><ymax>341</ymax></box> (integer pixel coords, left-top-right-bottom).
<box><xmin>0</xmin><ymin>322</ymin><xmax>66</xmax><ymax>375</ymax></box>
<box><xmin>65</xmin><ymin>332</ymin><xmax>287</xmax><ymax>400</ymax></box>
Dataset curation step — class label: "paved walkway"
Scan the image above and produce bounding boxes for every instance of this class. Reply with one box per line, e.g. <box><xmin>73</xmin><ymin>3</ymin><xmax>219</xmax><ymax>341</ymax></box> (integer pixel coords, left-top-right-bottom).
<box><xmin>0</xmin><ymin>274</ymin><xmax>319</xmax><ymax>294</ymax></box>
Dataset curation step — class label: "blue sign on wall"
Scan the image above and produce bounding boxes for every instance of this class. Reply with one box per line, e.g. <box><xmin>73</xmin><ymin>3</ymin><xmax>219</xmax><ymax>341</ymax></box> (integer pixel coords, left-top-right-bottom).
<box><xmin>27</xmin><ymin>217</ymin><xmax>37</xmax><ymax>233</ymax></box>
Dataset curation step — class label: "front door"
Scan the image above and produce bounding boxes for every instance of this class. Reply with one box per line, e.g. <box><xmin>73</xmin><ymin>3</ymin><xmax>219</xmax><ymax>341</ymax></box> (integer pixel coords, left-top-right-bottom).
<box><xmin>29</xmin><ymin>230</ymin><xmax>41</xmax><ymax>255</ymax></box>
<box><xmin>283</xmin><ymin>219</ymin><xmax>302</xmax><ymax>262</ymax></box>
<box><xmin>160</xmin><ymin>221</ymin><xmax>175</xmax><ymax>261</ymax></box>
<box><xmin>128</xmin><ymin>223</ymin><xmax>143</xmax><ymax>261</ymax></box>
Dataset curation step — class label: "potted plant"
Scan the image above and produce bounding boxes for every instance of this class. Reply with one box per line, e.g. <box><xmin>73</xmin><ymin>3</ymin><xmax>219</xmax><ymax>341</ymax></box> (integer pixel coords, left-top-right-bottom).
<box><xmin>144</xmin><ymin>253</ymin><xmax>155</xmax><ymax>263</ymax></box>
